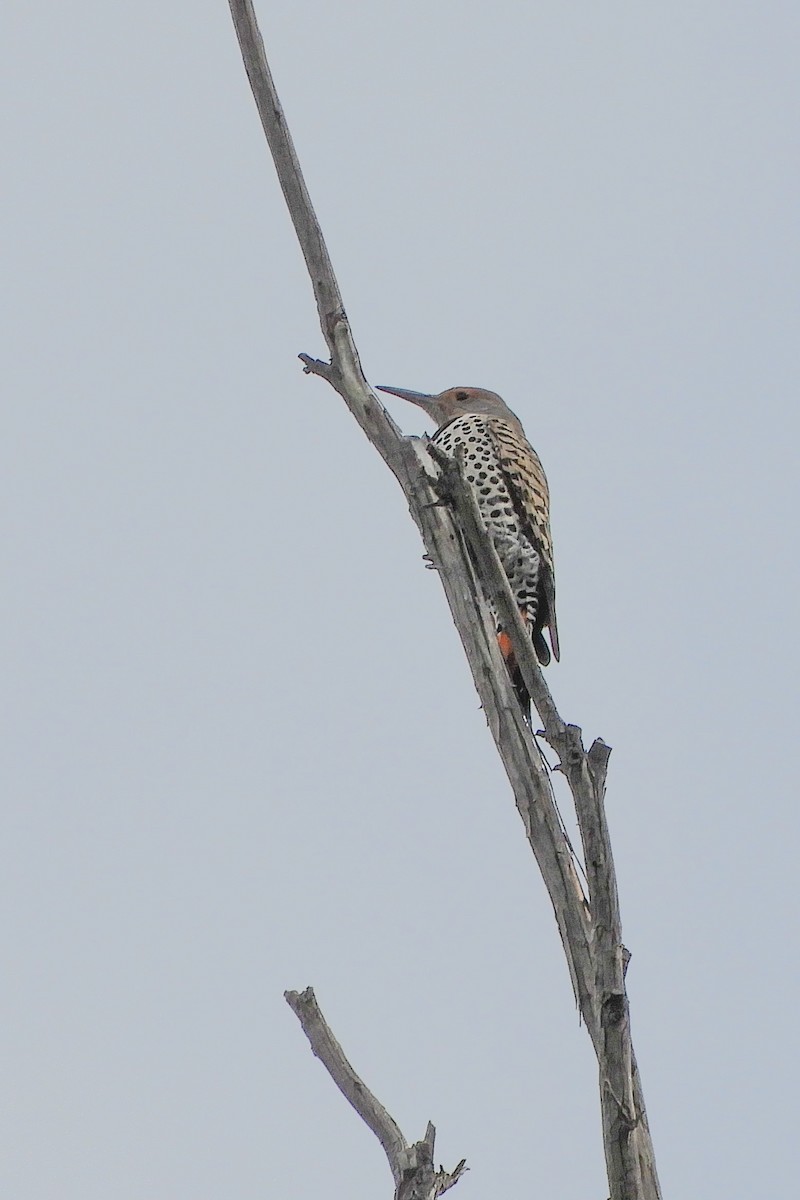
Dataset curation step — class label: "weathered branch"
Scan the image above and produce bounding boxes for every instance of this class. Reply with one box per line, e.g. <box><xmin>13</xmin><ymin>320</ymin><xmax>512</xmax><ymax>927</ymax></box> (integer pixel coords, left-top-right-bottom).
<box><xmin>228</xmin><ymin>1</ymin><xmax>411</xmax><ymax>481</ymax></box>
<box><xmin>436</xmin><ymin>450</ymin><xmax>660</xmax><ymax>1196</ymax></box>
<box><xmin>229</xmin><ymin>4</ymin><xmax>662</xmax><ymax>1198</ymax></box>
<box><xmin>285</xmin><ymin>988</ymin><xmax>467</xmax><ymax>1199</ymax></box>
<box><xmin>284</xmin><ymin>987</ymin><xmax>406</xmax><ymax>1178</ymax></box>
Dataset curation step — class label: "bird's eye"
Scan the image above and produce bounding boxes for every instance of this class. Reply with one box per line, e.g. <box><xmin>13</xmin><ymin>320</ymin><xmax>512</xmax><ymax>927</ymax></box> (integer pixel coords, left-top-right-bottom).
<box><xmin>456</xmin><ymin>391</ymin><xmax>468</xmax><ymax>401</ymax></box>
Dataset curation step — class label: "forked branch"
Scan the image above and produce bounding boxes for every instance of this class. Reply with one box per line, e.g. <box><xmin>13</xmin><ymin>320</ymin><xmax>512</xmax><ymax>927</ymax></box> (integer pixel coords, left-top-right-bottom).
<box><xmin>229</xmin><ymin>3</ymin><xmax>662</xmax><ymax>1198</ymax></box>
<box><xmin>285</xmin><ymin>988</ymin><xmax>467</xmax><ymax>1200</ymax></box>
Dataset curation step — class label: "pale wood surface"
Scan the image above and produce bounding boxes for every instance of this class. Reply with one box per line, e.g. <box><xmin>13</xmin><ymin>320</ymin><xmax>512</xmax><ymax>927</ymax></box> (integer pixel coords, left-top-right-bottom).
<box><xmin>285</xmin><ymin>988</ymin><xmax>467</xmax><ymax>1199</ymax></box>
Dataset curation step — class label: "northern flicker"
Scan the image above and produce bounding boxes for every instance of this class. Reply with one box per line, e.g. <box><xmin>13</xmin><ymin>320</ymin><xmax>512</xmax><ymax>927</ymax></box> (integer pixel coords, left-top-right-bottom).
<box><xmin>377</xmin><ymin>385</ymin><xmax>559</xmax><ymax>712</ymax></box>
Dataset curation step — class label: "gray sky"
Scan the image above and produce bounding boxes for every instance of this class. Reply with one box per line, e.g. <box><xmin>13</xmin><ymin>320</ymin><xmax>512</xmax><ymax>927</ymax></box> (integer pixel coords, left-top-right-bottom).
<box><xmin>3</xmin><ymin>2</ymin><xmax>799</xmax><ymax>1196</ymax></box>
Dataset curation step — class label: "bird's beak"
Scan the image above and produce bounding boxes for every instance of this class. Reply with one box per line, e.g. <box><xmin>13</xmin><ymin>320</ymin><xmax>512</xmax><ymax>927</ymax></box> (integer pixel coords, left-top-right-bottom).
<box><xmin>376</xmin><ymin>385</ymin><xmax>437</xmax><ymax>417</ymax></box>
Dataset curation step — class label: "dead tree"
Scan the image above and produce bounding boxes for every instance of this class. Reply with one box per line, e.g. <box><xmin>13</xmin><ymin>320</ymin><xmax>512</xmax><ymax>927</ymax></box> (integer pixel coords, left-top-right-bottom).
<box><xmin>228</xmin><ymin>4</ymin><xmax>663</xmax><ymax>1198</ymax></box>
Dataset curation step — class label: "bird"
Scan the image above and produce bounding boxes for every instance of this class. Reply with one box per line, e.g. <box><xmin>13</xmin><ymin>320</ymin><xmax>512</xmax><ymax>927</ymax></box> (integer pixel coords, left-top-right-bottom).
<box><xmin>377</xmin><ymin>384</ymin><xmax>559</xmax><ymax>714</ymax></box>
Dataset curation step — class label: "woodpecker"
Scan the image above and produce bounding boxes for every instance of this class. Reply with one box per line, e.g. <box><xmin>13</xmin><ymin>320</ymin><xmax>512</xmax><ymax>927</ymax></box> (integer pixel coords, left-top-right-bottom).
<box><xmin>378</xmin><ymin>385</ymin><xmax>559</xmax><ymax>712</ymax></box>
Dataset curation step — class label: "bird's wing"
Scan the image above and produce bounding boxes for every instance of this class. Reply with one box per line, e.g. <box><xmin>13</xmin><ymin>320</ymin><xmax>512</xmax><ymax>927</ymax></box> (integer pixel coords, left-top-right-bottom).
<box><xmin>487</xmin><ymin>418</ymin><xmax>560</xmax><ymax>661</ymax></box>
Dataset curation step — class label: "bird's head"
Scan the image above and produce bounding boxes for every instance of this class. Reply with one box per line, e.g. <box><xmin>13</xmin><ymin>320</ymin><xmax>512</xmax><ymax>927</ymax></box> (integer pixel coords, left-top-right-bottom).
<box><xmin>376</xmin><ymin>384</ymin><xmax>520</xmax><ymax>433</ymax></box>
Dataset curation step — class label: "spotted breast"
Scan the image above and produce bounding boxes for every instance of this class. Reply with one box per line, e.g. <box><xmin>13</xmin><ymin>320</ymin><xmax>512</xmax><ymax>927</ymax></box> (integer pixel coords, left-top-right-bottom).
<box><xmin>432</xmin><ymin>412</ymin><xmax>559</xmax><ymax>667</ymax></box>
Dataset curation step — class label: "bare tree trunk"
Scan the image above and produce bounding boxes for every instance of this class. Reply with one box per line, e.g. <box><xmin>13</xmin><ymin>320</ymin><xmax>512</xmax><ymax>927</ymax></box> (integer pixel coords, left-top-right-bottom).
<box><xmin>227</xmin><ymin>4</ymin><xmax>663</xmax><ymax>1197</ymax></box>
